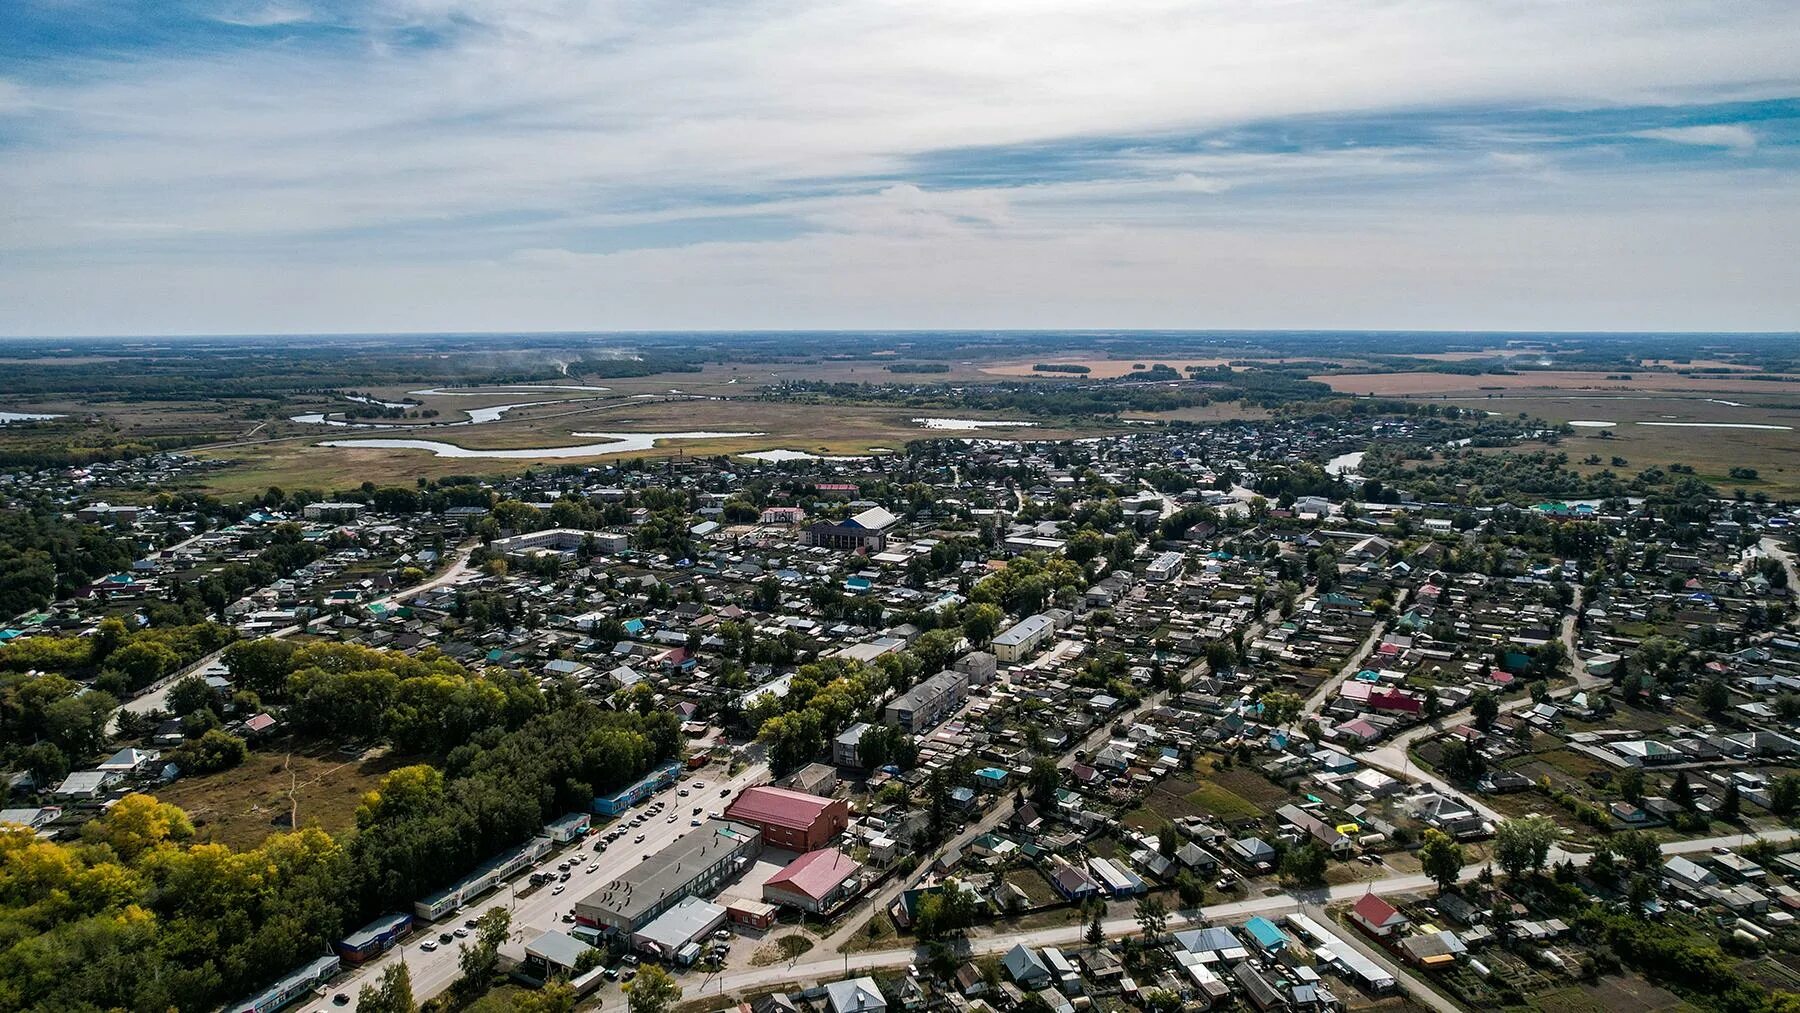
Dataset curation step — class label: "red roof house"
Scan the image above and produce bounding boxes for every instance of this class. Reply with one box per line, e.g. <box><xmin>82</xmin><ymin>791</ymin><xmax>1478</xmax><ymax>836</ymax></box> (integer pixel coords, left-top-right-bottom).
<box><xmin>1351</xmin><ymin>893</ymin><xmax>1409</xmax><ymax>937</ymax></box>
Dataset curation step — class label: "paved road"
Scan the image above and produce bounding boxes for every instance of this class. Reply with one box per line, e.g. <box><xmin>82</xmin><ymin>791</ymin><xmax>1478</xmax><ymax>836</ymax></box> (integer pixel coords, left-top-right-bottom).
<box><xmin>1299</xmin><ymin>588</ymin><xmax>1411</xmax><ymax>718</ymax></box>
<box><xmin>1355</xmin><ymin>588</ymin><xmax>1597</xmax><ymax>825</ymax></box>
<box><xmin>1299</xmin><ymin>901</ymin><xmax>1458</xmax><ymax>1013</ymax></box>
<box><xmin>298</xmin><ymin>757</ymin><xmax>771</xmax><ymax>1013</ymax></box>
<box><xmin>632</xmin><ymin>826</ymin><xmax>1800</xmax><ymax>1012</ymax></box>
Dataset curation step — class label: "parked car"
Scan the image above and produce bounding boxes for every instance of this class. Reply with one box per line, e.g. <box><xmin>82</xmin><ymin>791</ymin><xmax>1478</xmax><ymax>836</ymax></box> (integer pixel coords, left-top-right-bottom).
<box><xmin>552</xmin><ymin>884</ymin><xmax>565</xmax><ymax>895</ymax></box>
<box><xmin>439</xmin><ymin>933</ymin><xmax>454</xmax><ymax>944</ymax></box>
<box><xmin>421</xmin><ymin>940</ymin><xmax>438</xmax><ymax>952</ymax></box>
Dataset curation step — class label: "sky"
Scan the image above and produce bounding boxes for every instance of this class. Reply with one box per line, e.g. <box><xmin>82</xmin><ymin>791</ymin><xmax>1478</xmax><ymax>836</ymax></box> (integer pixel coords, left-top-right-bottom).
<box><xmin>0</xmin><ymin>1</ymin><xmax>1797</xmax><ymax>336</ymax></box>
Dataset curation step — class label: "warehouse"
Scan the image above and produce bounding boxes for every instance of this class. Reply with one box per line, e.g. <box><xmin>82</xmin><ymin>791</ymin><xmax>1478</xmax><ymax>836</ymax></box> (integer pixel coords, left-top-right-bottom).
<box><xmin>724</xmin><ymin>786</ymin><xmax>849</xmax><ymax>852</ymax></box>
<box><xmin>762</xmin><ymin>848</ymin><xmax>863</xmax><ymax>914</ymax></box>
<box><xmin>632</xmin><ymin>896</ymin><xmax>728</xmax><ymax>962</ymax></box>
<box><xmin>575</xmin><ymin>819</ymin><xmax>761</xmax><ymax>934</ymax></box>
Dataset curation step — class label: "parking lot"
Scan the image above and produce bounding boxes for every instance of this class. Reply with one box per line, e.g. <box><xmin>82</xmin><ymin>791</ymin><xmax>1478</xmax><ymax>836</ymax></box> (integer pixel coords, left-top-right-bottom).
<box><xmin>296</xmin><ymin>756</ymin><xmax>771</xmax><ymax>1012</ymax></box>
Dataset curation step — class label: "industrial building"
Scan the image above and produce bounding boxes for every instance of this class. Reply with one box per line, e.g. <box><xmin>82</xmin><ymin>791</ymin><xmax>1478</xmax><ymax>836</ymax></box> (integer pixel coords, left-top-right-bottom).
<box><xmin>882</xmin><ymin>669</ymin><xmax>969</xmax><ymax>734</ymax></box>
<box><xmin>724</xmin><ymin>786</ymin><xmax>849</xmax><ymax>852</ymax></box>
<box><xmin>574</xmin><ymin>819</ymin><xmax>761</xmax><ymax>935</ymax></box>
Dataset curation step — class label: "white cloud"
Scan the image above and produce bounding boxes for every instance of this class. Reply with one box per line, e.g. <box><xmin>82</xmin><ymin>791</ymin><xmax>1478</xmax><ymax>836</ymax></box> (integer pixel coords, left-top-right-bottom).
<box><xmin>1633</xmin><ymin>124</ymin><xmax>1759</xmax><ymax>154</ymax></box>
<box><xmin>1</xmin><ymin>1</ymin><xmax>1798</xmax><ymax>331</ymax></box>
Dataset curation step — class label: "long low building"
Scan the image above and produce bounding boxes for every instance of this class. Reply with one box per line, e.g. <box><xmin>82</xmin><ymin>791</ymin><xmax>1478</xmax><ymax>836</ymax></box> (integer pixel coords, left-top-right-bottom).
<box><xmin>414</xmin><ymin>836</ymin><xmax>552</xmax><ymax>921</ymax></box>
<box><xmin>229</xmin><ymin>955</ymin><xmax>341</xmax><ymax>1013</ymax></box>
<box><xmin>594</xmin><ymin>761</ymin><xmax>682</xmax><ymax>816</ymax></box>
<box><xmin>335</xmin><ymin>912</ymin><xmax>413</xmax><ymax>964</ymax></box>
<box><xmin>724</xmin><ymin>786</ymin><xmax>849</xmax><ymax>852</ymax></box>
<box><xmin>574</xmin><ymin>819</ymin><xmax>761</xmax><ymax>935</ymax></box>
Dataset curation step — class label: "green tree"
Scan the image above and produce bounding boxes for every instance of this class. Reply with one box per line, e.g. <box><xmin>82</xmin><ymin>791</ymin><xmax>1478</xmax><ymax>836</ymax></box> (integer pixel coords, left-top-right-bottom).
<box><xmin>1175</xmin><ymin>871</ymin><xmax>1206</xmax><ymax>908</ymax></box>
<box><xmin>456</xmin><ymin>906</ymin><xmax>512</xmax><ymax>990</ymax></box>
<box><xmin>1279</xmin><ymin>843</ymin><xmax>1329</xmax><ymax>885</ymax></box>
<box><xmin>1259</xmin><ymin>690</ymin><xmax>1302</xmax><ymax>726</ymax></box>
<box><xmin>1134</xmin><ymin>894</ymin><xmax>1168</xmax><ymax>944</ymax></box>
<box><xmin>1470</xmin><ymin>689</ymin><xmax>1499</xmax><ymax>731</ymax></box>
<box><xmin>356</xmin><ymin>963</ymin><xmax>416</xmax><ymax>1013</ymax></box>
<box><xmin>1697</xmin><ymin>678</ymin><xmax>1730</xmax><ymax>716</ymax></box>
<box><xmin>166</xmin><ymin>675</ymin><xmax>217</xmax><ymax>718</ymax></box>
<box><xmin>1027</xmin><ymin>757</ymin><xmax>1061</xmax><ymax>806</ymax></box>
<box><xmin>1494</xmin><ymin>815</ymin><xmax>1560</xmax><ymax>880</ymax></box>
<box><xmin>1417</xmin><ymin>829</ymin><xmax>1465</xmax><ymax>894</ymax></box>
<box><xmin>627</xmin><ymin>965</ymin><xmax>683</xmax><ymax>1013</ymax></box>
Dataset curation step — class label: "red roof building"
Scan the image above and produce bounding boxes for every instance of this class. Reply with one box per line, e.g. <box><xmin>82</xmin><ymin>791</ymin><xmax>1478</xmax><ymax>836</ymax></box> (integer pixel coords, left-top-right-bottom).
<box><xmin>1351</xmin><ymin>893</ymin><xmax>1408</xmax><ymax>937</ymax></box>
<box><xmin>762</xmin><ymin>848</ymin><xmax>862</xmax><ymax>914</ymax></box>
<box><xmin>723</xmin><ymin>786</ymin><xmax>848</xmax><ymax>851</ymax></box>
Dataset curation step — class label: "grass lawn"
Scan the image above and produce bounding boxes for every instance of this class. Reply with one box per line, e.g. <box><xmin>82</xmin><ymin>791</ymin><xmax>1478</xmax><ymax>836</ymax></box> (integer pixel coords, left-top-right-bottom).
<box><xmin>1186</xmin><ymin>781</ymin><xmax>1265</xmax><ymax>820</ymax></box>
<box><xmin>153</xmin><ymin>739</ymin><xmax>421</xmax><ymax>849</ymax></box>
<box><xmin>838</xmin><ymin>911</ymin><xmax>898</xmax><ymax>954</ymax></box>
<box><xmin>1002</xmin><ymin>867</ymin><xmax>1061</xmax><ymax>908</ymax></box>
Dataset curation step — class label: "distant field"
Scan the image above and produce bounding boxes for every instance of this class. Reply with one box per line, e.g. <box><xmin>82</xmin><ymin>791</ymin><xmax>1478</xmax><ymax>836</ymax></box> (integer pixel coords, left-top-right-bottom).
<box><xmin>1314</xmin><ymin>369</ymin><xmax>1800</xmax><ymax>396</ymax></box>
<box><xmin>183</xmin><ymin>396</ymin><xmax>1111</xmax><ymax>495</ymax></box>
<box><xmin>152</xmin><ymin>741</ymin><xmax>418</xmax><ymax>850</ymax></box>
<box><xmin>984</xmin><ymin>356</ymin><xmax>1241</xmax><ymax>378</ymax></box>
<box><xmin>1443</xmin><ymin>393</ymin><xmax>1800</xmax><ymax>499</ymax></box>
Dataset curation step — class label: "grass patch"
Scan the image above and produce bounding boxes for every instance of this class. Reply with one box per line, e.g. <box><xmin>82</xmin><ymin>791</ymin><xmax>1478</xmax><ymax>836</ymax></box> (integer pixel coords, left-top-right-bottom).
<box><xmin>838</xmin><ymin>911</ymin><xmax>898</xmax><ymax>954</ymax></box>
<box><xmin>1002</xmin><ymin>867</ymin><xmax>1060</xmax><ymax>908</ymax></box>
<box><xmin>153</xmin><ymin>739</ymin><xmax>421</xmax><ymax>850</ymax></box>
<box><xmin>751</xmin><ymin>934</ymin><xmax>815</xmax><ymax>966</ymax></box>
<box><xmin>1186</xmin><ymin>782</ymin><xmax>1264</xmax><ymax>820</ymax></box>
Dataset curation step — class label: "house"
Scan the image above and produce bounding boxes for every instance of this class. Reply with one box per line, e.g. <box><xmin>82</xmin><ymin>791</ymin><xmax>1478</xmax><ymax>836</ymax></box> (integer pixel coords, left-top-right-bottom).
<box><xmin>1350</xmin><ymin>893</ymin><xmax>1408</xmax><ymax>937</ymax></box>
<box><xmin>54</xmin><ymin>770</ymin><xmax>119</xmax><ymax>800</ymax></box>
<box><xmin>1002</xmin><ymin>944</ymin><xmax>1051</xmax><ymax>989</ymax></box>
<box><xmin>825</xmin><ymin>977</ymin><xmax>887</xmax><ymax>1013</ymax></box>
<box><xmin>1274</xmin><ymin>803</ymin><xmax>1353</xmax><ymax>856</ymax></box>
<box><xmin>1664</xmin><ymin>856</ymin><xmax>1719</xmax><ymax>892</ymax></box>
<box><xmin>1243</xmin><ymin>916</ymin><xmax>1290</xmax><ymax>955</ymax></box>
<box><xmin>1228</xmin><ymin>836</ymin><xmax>1277</xmax><ymax>871</ymax></box>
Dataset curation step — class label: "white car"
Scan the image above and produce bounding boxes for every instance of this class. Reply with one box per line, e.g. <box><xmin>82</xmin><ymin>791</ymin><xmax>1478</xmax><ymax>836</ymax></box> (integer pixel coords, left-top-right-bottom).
<box><xmin>420</xmin><ymin>940</ymin><xmax>439</xmax><ymax>952</ymax></box>
<box><xmin>552</xmin><ymin>884</ymin><xmax>566</xmax><ymax>895</ymax></box>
